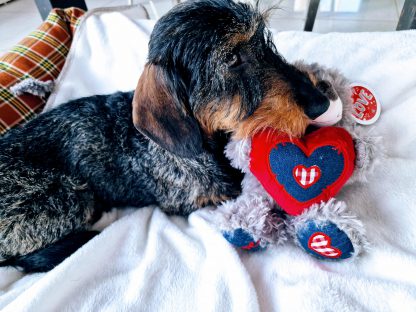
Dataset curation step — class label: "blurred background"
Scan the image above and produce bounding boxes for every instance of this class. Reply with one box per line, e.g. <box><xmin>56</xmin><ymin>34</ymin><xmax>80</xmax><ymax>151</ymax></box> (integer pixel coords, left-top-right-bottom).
<box><xmin>0</xmin><ymin>0</ymin><xmax>409</xmax><ymax>55</ymax></box>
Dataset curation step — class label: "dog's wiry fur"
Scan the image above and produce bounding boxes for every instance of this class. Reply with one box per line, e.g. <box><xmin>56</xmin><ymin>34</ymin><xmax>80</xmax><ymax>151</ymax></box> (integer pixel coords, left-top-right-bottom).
<box><xmin>0</xmin><ymin>0</ymin><xmax>331</xmax><ymax>272</ymax></box>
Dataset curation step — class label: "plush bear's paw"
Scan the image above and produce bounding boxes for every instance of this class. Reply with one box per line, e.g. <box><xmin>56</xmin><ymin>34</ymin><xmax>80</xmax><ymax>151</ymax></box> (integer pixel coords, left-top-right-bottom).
<box><xmin>296</xmin><ymin>220</ymin><xmax>354</xmax><ymax>260</ymax></box>
<box><xmin>355</xmin><ymin>138</ymin><xmax>371</xmax><ymax>169</ymax></box>
<box><xmin>222</xmin><ymin>228</ymin><xmax>265</xmax><ymax>252</ymax></box>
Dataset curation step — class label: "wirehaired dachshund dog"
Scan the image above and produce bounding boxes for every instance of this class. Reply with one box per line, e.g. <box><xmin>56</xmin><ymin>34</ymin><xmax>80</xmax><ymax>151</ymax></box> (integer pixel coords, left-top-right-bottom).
<box><xmin>0</xmin><ymin>0</ymin><xmax>331</xmax><ymax>272</ymax></box>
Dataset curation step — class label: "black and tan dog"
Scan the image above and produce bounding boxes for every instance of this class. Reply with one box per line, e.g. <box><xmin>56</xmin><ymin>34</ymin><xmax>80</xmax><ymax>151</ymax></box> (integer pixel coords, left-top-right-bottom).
<box><xmin>0</xmin><ymin>0</ymin><xmax>331</xmax><ymax>272</ymax></box>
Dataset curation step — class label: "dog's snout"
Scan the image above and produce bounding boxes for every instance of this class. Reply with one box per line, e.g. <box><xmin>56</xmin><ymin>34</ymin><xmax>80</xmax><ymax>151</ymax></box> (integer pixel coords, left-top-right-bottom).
<box><xmin>304</xmin><ymin>95</ymin><xmax>330</xmax><ymax>120</ymax></box>
<box><xmin>286</xmin><ymin>67</ymin><xmax>331</xmax><ymax>120</ymax></box>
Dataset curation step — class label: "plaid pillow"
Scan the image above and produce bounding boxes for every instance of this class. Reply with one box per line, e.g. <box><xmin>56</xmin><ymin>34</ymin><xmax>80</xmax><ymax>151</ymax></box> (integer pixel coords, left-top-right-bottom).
<box><xmin>0</xmin><ymin>7</ymin><xmax>85</xmax><ymax>135</ymax></box>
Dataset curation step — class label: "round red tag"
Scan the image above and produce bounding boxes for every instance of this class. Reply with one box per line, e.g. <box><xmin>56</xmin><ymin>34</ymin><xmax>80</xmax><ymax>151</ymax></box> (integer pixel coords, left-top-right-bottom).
<box><xmin>350</xmin><ymin>84</ymin><xmax>381</xmax><ymax>125</ymax></box>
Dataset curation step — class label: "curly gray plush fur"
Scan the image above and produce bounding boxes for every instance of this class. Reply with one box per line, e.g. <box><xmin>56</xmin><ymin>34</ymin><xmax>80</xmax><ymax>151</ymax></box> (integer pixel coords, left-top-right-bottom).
<box><xmin>10</xmin><ymin>78</ymin><xmax>54</xmax><ymax>98</ymax></box>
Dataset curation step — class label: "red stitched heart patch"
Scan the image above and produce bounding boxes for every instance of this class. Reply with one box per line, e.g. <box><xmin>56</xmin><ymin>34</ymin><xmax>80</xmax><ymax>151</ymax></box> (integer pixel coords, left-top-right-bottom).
<box><xmin>250</xmin><ymin>127</ymin><xmax>355</xmax><ymax>216</ymax></box>
<box><xmin>293</xmin><ymin>165</ymin><xmax>321</xmax><ymax>189</ymax></box>
<box><xmin>308</xmin><ymin>232</ymin><xmax>342</xmax><ymax>258</ymax></box>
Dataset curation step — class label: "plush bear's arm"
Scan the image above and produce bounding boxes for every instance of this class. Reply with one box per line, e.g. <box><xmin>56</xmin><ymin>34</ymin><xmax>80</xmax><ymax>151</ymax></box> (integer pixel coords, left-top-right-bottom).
<box><xmin>224</xmin><ymin>138</ymin><xmax>252</xmax><ymax>173</ymax></box>
<box><xmin>338</xmin><ymin>114</ymin><xmax>383</xmax><ymax>182</ymax></box>
<box><xmin>349</xmin><ymin>128</ymin><xmax>384</xmax><ymax>183</ymax></box>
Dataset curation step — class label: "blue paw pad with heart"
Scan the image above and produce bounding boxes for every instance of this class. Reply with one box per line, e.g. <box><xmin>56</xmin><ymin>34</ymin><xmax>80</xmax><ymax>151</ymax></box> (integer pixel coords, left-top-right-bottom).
<box><xmin>296</xmin><ymin>221</ymin><xmax>354</xmax><ymax>260</ymax></box>
<box><xmin>223</xmin><ymin>228</ymin><xmax>265</xmax><ymax>252</ymax></box>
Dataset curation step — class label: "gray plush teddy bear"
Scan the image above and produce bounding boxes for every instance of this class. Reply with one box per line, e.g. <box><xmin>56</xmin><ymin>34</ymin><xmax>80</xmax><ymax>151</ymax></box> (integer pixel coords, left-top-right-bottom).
<box><xmin>212</xmin><ymin>61</ymin><xmax>382</xmax><ymax>260</ymax></box>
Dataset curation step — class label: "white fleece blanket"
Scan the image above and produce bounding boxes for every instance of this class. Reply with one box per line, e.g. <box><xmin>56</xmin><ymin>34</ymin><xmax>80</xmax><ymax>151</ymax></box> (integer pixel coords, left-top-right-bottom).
<box><xmin>1</xmin><ymin>6</ymin><xmax>416</xmax><ymax>312</ymax></box>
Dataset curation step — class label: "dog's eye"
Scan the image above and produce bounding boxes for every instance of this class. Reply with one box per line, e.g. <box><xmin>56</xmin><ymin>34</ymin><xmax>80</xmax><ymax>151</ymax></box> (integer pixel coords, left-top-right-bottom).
<box><xmin>226</xmin><ymin>53</ymin><xmax>242</xmax><ymax>68</ymax></box>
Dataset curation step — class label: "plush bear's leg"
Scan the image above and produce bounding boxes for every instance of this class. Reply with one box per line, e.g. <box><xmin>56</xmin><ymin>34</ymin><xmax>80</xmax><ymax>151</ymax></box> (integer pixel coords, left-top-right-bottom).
<box><xmin>287</xmin><ymin>198</ymin><xmax>369</xmax><ymax>260</ymax></box>
<box><xmin>222</xmin><ymin>228</ymin><xmax>264</xmax><ymax>252</ymax></box>
<box><xmin>215</xmin><ymin>139</ymin><xmax>287</xmax><ymax>251</ymax></box>
<box><xmin>213</xmin><ymin>192</ymin><xmax>287</xmax><ymax>251</ymax></box>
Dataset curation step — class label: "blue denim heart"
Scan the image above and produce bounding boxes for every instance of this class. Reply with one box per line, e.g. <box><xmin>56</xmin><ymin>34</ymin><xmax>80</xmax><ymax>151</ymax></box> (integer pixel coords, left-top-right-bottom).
<box><xmin>269</xmin><ymin>143</ymin><xmax>345</xmax><ymax>202</ymax></box>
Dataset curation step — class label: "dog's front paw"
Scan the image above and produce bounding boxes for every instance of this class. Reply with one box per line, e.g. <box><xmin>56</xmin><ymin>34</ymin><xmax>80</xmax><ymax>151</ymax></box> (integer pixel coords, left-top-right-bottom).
<box><xmin>222</xmin><ymin>228</ymin><xmax>265</xmax><ymax>252</ymax></box>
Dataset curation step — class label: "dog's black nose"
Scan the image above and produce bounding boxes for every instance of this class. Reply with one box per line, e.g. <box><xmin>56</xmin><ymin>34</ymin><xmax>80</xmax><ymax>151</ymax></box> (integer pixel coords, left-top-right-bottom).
<box><xmin>304</xmin><ymin>95</ymin><xmax>330</xmax><ymax>120</ymax></box>
<box><xmin>282</xmin><ymin>63</ymin><xmax>331</xmax><ymax>120</ymax></box>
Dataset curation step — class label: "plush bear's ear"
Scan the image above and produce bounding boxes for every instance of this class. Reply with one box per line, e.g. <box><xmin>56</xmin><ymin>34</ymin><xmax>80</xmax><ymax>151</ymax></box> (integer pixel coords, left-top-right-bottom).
<box><xmin>132</xmin><ymin>64</ymin><xmax>203</xmax><ymax>158</ymax></box>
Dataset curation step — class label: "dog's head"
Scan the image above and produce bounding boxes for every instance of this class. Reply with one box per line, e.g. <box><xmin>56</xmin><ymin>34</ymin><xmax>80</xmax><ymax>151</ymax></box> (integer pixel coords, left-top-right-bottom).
<box><xmin>133</xmin><ymin>0</ymin><xmax>331</xmax><ymax>158</ymax></box>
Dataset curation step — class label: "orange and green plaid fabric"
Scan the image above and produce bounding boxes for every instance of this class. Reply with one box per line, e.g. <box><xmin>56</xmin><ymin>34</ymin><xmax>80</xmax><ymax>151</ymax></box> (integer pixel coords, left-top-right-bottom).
<box><xmin>0</xmin><ymin>7</ymin><xmax>85</xmax><ymax>135</ymax></box>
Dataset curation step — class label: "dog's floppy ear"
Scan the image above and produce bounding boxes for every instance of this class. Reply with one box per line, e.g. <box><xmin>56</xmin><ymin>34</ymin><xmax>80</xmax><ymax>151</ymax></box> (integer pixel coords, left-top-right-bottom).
<box><xmin>133</xmin><ymin>64</ymin><xmax>203</xmax><ymax>158</ymax></box>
